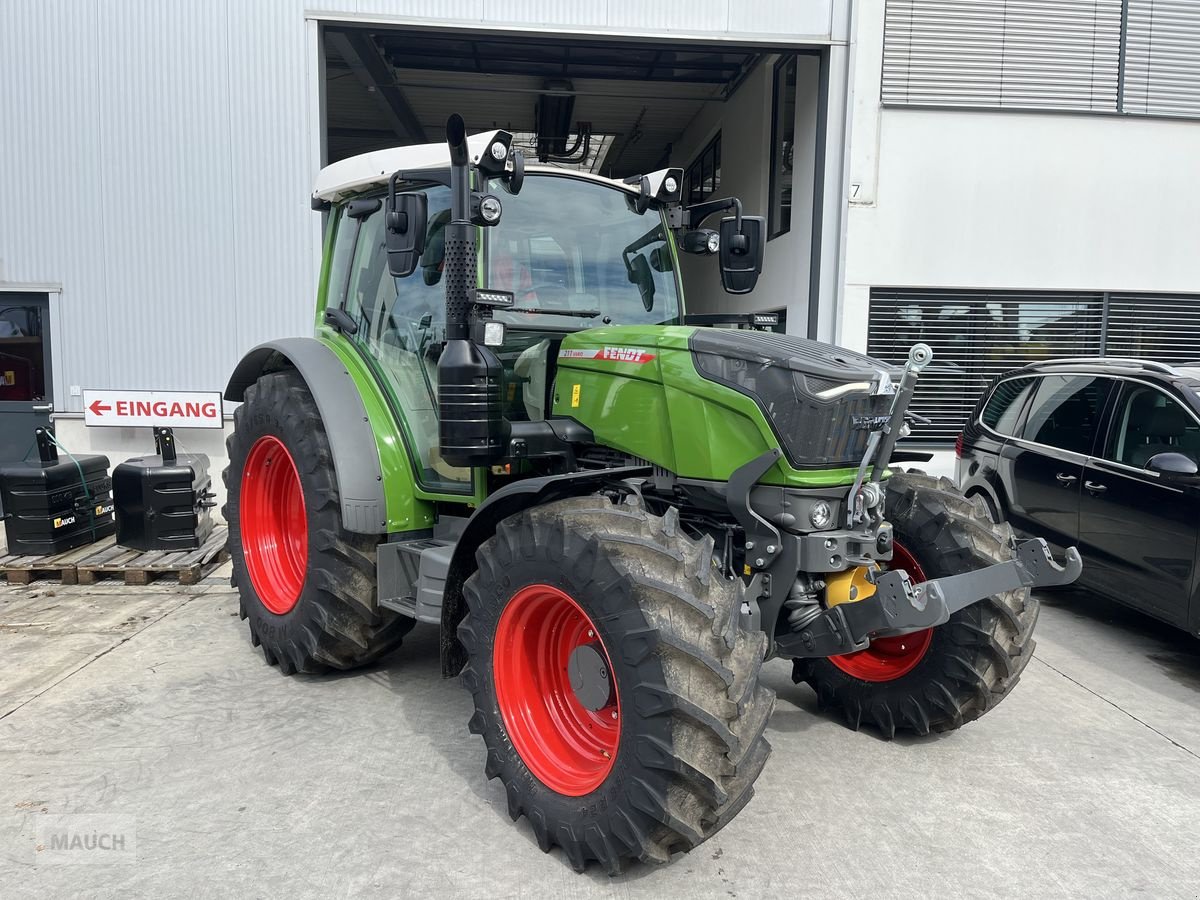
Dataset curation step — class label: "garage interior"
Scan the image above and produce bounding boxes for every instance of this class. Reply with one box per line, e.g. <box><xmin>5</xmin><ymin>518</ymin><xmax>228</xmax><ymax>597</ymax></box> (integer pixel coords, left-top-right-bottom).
<box><xmin>323</xmin><ymin>27</ymin><xmax>759</xmax><ymax>175</ymax></box>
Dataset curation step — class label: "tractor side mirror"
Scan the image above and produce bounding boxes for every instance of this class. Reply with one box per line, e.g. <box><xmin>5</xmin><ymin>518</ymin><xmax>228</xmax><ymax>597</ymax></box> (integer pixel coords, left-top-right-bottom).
<box><xmin>628</xmin><ymin>253</ymin><xmax>656</xmax><ymax>312</ymax></box>
<box><xmin>1147</xmin><ymin>452</ymin><xmax>1200</xmax><ymax>481</ymax></box>
<box><xmin>385</xmin><ymin>188</ymin><xmax>428</xmax><ymax>279</ymax></box>
<box><xmin>718</xmin><ymin>216</ymin><xmax>765</xmax><ymax>294</ymax></box>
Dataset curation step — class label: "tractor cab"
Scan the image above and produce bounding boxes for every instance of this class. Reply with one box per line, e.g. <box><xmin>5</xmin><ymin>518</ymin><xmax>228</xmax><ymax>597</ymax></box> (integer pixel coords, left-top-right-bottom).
<box><xmin>311</xmin><ymin>126</ymin><xmax>764</xmax><ymax>489</ymax></box>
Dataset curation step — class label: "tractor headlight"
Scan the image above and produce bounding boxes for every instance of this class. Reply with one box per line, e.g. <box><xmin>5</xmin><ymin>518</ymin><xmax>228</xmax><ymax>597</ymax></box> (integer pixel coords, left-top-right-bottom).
<box><xmin>664</xmin><ymin>175</ymin><xmax>678</xmax><ymax>195</ymax></box>
<box><xmin>489</xmin><ymin>141</ymin><xmax>508</xmax><ymax>161</ymax></box>
<box><xmin>810</xmin><ymin>501</ymin><xmax>832</xmax><ymax>530</ymax></box>
<box><xmin>479</xmin><ymin>195</ymin><xmax>503</xmax><ymax>223</ymax></box>
<box><xmin>706</xmin><ymin>232</ymin><xmax>720</xmax><ymax>253</ymax></box>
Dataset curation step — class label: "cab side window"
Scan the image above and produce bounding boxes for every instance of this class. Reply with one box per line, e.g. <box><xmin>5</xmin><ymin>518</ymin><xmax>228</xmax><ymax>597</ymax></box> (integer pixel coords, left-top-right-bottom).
<box><xmin>324</xmin><ymin>206</ymin><xmax>358</xmax><ymax>311</ymax></box>
<box><xmin>1105</xmin><ymin>385</ymin><xmax>1200</xmax><ymax>468</ymax></box>
<box><xmin>1021</xmin><ymin>375</ymin><xmax>1111</xmax><ymax>455</ymax></box>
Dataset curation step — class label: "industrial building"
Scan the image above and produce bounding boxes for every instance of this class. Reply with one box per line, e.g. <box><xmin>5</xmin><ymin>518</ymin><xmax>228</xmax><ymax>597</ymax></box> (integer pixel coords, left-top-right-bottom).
<box><xmin>2</xmin><ymin>0</ymin><xmax>1199</xmax><ymax>489</ymax></box>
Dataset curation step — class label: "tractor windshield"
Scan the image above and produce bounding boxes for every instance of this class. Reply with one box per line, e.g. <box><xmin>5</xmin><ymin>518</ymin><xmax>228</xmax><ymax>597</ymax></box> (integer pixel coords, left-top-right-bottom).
<box><xmin>484</xmin><ymin>173</ymin><xmax>682</xmax><ymax>329</ymax></box>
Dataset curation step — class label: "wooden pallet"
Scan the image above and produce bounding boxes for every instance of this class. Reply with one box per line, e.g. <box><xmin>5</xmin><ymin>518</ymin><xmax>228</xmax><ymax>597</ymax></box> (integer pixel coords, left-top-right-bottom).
<box><xmin>76</xmin><ymin>527</ymin><xmax>229</xmax><ymax>586</ymax></box>
<box><xmin>0</xmin><ymin>537</ymin><xmax>117</xmax><ymax>586</ymax></box>
<box><xmin>0</xmin><ymin>527</ymin><xmax>229</xmax><ymax>586</ymax></box>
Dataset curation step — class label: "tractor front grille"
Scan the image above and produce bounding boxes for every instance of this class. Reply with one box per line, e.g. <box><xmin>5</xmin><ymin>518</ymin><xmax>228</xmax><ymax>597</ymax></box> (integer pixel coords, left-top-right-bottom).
<box><xmin>689</xmin><ymin>331</ymin><xmax>898</xmax><ymax>471</ymax></box>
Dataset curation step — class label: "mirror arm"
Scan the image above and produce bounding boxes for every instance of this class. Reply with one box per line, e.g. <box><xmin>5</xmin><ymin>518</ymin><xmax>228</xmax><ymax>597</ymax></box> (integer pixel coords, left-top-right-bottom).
<box><xmin>686</xmin><ymin>196</ymin><xmax>743</xmax><ymax>231</ymax></box>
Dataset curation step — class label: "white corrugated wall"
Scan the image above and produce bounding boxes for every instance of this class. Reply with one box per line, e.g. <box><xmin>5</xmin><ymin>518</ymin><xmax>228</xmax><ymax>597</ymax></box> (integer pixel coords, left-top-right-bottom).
<box><xmin>0</xmin><ymin>0</ymin><xmax>838</xmax><ymax>413</ymax></box>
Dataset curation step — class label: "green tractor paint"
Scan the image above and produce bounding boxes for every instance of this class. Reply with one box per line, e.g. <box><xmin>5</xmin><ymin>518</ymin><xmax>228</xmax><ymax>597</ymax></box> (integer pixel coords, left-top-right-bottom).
<box><xmin>223</xmin><ymin>115</ymin><xmax>1081</xmax><ymax>873</ymax></box>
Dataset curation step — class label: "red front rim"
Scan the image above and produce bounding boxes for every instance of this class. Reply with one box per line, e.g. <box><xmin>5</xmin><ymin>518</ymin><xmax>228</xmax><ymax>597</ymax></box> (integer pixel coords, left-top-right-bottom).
<box><xmin>829</xmin><ymin>542</ymin><xmax>934</xmax><ymax>682</ymax></box>
<box><xmin>493</xmin><ymin>584</ymin><xmax>620</xmax><ymax>796</ymax></box>
<box><xmin>240</xmin><ymin>435</ymin><xmax>308</xmax><ymax>615</ymax></box>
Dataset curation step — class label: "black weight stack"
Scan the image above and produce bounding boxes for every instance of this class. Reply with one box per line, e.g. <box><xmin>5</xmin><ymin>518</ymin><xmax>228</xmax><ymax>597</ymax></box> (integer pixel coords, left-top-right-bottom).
<box><xmin>0</xmin><ymin>426</ymin><xmax>115</xmax><ymax>556</ymax></box>
<box><xmin>113</xmin><ymin>427</ymin><xmax>215</xmax><ymax>552</ymax></box>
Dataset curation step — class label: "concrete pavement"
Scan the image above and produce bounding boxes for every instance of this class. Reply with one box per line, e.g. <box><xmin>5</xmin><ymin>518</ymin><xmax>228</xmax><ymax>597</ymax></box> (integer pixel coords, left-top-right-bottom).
<box><xmin>1</xmin><ymin>571</ymin><xmax>1198</xmax><ymax>899</ymax></box>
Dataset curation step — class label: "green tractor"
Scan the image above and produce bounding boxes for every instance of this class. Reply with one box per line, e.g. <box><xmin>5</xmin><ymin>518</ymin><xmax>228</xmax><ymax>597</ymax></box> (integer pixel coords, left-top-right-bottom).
<box><xmin>224</xmin><ymin>116</ymin><xmax>1080</xmax><ymax>872</ymax></box>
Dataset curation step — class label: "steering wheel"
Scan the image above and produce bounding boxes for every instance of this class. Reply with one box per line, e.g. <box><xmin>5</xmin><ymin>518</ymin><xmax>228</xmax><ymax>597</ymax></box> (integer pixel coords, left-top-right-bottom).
<box><xmin>516</xmin><ymin>284</ymin><xmax>570</xmax><ymax>307</ymax></box>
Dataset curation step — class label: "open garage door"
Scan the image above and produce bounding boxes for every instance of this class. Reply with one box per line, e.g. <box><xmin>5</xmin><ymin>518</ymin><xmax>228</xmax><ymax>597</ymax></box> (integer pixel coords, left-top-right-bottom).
<box><xmin>319</xmin><ymin>24</ymin><xmax>829</xmax><ymax>329</ymax></box>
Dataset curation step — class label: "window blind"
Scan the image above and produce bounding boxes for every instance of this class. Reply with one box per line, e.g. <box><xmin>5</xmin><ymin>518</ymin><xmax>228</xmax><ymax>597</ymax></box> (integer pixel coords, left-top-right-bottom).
<box><xmin>882</xmin><ymin>0</ymin><xmax>1123</xmax><ymax>111</ymax></box>
<box><xmin>1122</xmin><ymin>1</ymin><xmax>1200</xmax><ymax>116</ymax></box>
<box><xmin>867</xmin><ymin>288</ymin><xmax>1105</xmax><ymax>442</ymax></box>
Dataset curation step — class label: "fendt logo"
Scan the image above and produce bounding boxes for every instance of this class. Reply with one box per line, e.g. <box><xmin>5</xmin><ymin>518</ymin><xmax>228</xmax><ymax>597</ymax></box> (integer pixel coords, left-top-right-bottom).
<box><xmin>559</xmin><ymin>347</ymin><xmax>656</xmax><ymax>365</ymax></box>
<box><xmin>600</xmin><ymin>347</ymin><xmax>655</xmax><ymax>363</ymax></box>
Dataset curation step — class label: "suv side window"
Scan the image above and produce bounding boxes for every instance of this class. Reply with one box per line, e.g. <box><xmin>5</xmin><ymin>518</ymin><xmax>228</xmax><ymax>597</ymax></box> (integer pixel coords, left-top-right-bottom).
<box><xmin>1021</xmin><ymin>375</ymin><xmax>1111</xmax><ymax>455</ymax></box>
<box><xmin>342</xmin><ymin>185</ymin><xmax>471</xmax><ymax>492</ymax></box>
<box><xmin>982</xmin><ymin>376</ymin><xmax>1036</xmax><ymax>436</ymax></box>
<box><xmin>1104</xmin><ymin>383</ymin><xmax>1200</xmax><ymax>468</ymax></box>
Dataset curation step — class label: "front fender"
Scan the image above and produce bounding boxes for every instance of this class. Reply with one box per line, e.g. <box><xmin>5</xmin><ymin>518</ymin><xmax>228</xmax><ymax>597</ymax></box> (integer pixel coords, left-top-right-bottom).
<box><xmin>438</xmin><ymin>466</ymin><xmax>651</xmax><ymax>676</ymax></box>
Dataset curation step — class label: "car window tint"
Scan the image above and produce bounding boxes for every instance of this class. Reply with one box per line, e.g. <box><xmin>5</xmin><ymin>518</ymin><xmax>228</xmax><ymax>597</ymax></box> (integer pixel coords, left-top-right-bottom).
<box><xmin>1021</xmin><ymin>375</ymin><xmax>1110</xmax><ymax>454</ymax></box>
<box><xmin>982</xmin><ymin>377</ymin><xmax>1035</xmax><ymax>436</ymax></box>
<box><xmin>1106</xmin><ymin>384</ymin><xmax>1200</xmax><ymax>468</ymax></box>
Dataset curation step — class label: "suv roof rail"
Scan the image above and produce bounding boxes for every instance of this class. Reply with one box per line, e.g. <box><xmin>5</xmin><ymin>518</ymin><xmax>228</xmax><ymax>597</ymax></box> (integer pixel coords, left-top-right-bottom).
<box><xmin>1025</xmin><ymin>356</ymin><xmax>1182</xmax><ymax>376</ymax></box>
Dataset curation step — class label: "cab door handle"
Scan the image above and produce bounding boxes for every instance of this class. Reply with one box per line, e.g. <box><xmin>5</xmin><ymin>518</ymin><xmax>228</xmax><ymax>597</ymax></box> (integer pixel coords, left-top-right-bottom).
<box><xmin>1055</xmin><ymin>473</ymin><xmax>1077</xmax><ymax>485</ymax></box>
<box><xmin>1084</xmin><ymin>480</ymin><xmax>1107</xmax><ymax>493</ymax></box>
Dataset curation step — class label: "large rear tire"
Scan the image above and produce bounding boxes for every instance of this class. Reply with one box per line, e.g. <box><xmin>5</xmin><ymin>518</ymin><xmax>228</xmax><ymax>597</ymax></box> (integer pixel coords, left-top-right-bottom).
<box><xmin>793</xmin><ymin>470</ymin><xmax>1039</xmax><ymax>738</ymax></box>
<box><xmin>459</xmin><ymin>495</ymin><xmax>774</xmax><ymax>873</ymax></box>
<box><xmin>224</xmin><ymin>370</ymin><xmax>413</xmax><ymax>675</ymax></box>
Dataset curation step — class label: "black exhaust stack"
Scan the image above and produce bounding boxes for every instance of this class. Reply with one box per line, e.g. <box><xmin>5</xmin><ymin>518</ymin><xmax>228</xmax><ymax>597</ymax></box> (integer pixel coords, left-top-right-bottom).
<box><xmin>437</xmin><ymin>114</ymin><xmax>509</xmax><ymax>467</ymax></box>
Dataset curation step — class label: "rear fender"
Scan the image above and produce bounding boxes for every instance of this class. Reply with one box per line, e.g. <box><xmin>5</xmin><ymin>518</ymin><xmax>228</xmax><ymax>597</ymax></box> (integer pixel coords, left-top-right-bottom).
<box><xmin>226</xmin><ymin>336</ymin><xmax>430</xmax><ymax>534</ymax></box>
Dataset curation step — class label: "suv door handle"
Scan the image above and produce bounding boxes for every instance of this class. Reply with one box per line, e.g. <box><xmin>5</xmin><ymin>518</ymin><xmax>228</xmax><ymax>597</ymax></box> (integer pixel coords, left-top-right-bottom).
<box><xmin>1084</xmin><ymin>480</ymin><xmax>1107</xmax><ymax>493</ymax></box>
<box><xmin>1055</xmin><ymin>473</ymin><xmax>1077</xmax><ymax>485</ymax></box>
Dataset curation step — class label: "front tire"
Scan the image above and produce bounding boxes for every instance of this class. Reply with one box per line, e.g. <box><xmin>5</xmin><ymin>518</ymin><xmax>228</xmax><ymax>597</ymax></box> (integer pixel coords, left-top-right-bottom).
<box><xmin>459</xmin><ymin>496</ymin><xmax>774</xmax><ymax>873</ymax></box>
<box><xmin>224</xmin><ymin>370</ymin><xmax>413</xmax><ymax>675</ymax></box>
<box><xmin>794</xmin><ymin>470</ymin><xmax>1039</xmax><ymax>738</ymax></box>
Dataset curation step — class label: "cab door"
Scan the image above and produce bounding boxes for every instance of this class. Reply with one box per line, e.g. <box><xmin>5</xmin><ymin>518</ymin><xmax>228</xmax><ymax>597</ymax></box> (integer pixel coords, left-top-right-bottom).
<box><xmin>1079</xmin><ymin>381</ymin><xmax>1200</xmax><ymax>627</ymax></box>
<box><xmin>1003</xmin><ymin>374</ymin><xmax>1113</xmax><ymax>555</ymax></box>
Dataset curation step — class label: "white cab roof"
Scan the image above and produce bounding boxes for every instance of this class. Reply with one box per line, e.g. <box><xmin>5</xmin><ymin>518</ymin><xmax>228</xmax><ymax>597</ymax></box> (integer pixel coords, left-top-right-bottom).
<box><xmin>312</xmin><ymin>130</ymin><xmax>639</xmax><ymax>203</ymax></box>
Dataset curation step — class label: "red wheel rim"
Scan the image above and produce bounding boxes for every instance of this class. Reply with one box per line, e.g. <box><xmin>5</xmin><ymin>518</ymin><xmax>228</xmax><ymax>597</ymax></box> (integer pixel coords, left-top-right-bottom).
<box><xmin>829</xmin><ymin>542</ymin><xmax>934</xmax><ymax>682</ymax></box>
<box><xmin>492</xmin><ymin>584</ymin><xmax>620</xmax><ymax>796</ymax></box>
<box><xmin>240</xmin><ymin>436</ymin><xmax>307</xmax><ymax>615</ymax></box>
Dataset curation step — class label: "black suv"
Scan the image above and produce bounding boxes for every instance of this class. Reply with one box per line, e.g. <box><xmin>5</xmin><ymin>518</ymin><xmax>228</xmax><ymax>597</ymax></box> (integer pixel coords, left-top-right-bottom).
<box><xmin>957</xmin><ymin>358</ymin><xmax>1200</xmax><ymax>636</ymax></box>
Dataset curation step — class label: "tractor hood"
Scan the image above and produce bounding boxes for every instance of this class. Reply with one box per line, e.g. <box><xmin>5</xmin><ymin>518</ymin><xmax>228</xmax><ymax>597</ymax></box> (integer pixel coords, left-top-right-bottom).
<box><xmin>553</xmin><ymin>326</ymin><xmax>901</xmax><ymax>485</ymax></box>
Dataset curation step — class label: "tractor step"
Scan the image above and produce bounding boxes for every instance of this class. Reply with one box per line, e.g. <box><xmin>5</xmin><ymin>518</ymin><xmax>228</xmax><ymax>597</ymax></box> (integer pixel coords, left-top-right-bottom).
<box><xmin>377</xmin><ymin>537</ymin><xmax>453</xmax><ymax>624</ymax></box>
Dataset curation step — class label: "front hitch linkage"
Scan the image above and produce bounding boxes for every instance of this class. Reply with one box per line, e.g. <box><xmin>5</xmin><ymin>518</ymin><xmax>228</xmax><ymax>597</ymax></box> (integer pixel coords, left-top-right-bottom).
<box><xmin>777</xmin><ymin>538</ymin><xmax>1083</xmax><ymax>659</ymax></box>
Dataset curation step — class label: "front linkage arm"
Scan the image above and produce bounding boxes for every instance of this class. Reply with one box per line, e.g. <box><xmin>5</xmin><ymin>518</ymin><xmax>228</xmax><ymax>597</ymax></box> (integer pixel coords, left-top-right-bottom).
<box><xmin>776</xmin><ymin>538</ymin><xmax>1082</xmax><ymax>659</ymax></box>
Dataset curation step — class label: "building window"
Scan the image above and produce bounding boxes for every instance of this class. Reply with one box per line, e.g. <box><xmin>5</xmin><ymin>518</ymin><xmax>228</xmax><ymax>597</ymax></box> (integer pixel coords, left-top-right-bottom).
<box><xmin>868</xmin><ymin>288</ymin><xmax>1200</xmax><ymax>444</ymax></box>
<box><xmin>769</xmin><ymin>55</ymin><xmax>797</xmax><ymax>238</ymax></box>
<box><xmin>882</xmin><ymin>0</ymin><xmax>1200</xmax><ymax>119</ymax></box>
<box><xmin>685</xmin><ymin>133</ymin><xmax>721</xmax><ymax>205</ymax></box>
